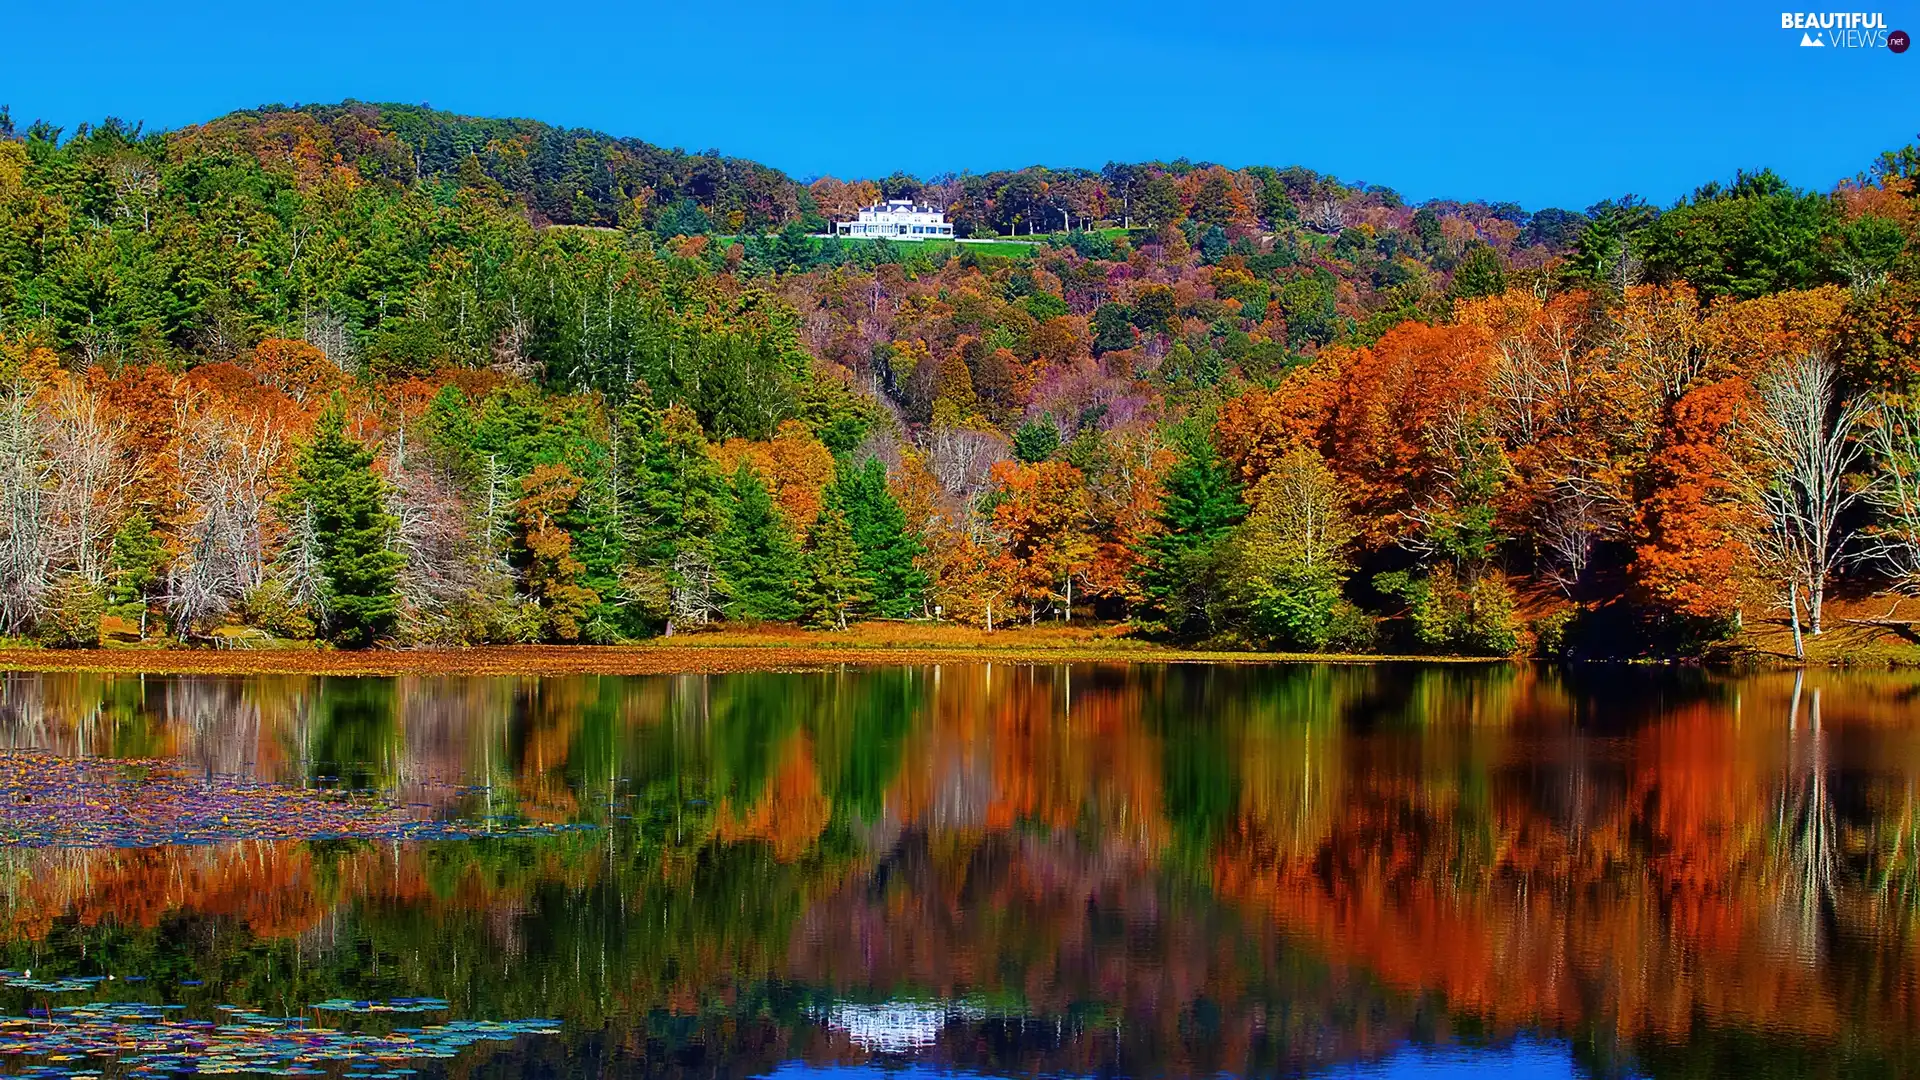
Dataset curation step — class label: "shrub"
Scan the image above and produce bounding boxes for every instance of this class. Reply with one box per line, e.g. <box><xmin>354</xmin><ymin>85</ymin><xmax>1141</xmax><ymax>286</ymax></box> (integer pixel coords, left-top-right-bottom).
<box><xmin>37</xmin><ymin>575</ymin><xmax>105</xmax><ymax>649</ymax></box>
<box><xmin>242</xmin><ymin>581</ymin><xmax>316</xmax><ymax>640</ymax></box>
<box><xmin>1376</xmin><ymin>567</ymin><xmax>1522</xmax><ymax>657</ymax></box>
<box><xmin>1325</xmin><ymin>600</ymin><xmax>1380</xmax><ymax>653</ymax></box>
<box><xmin>1532</xmin><ymin>609</ymin><xmax>1577</xmax><ymax>660</ymax></box>
<box><xmin>1240</xmin><ymin>568</ymin><xmax>1343</xmax><ymax>650</ymax></box>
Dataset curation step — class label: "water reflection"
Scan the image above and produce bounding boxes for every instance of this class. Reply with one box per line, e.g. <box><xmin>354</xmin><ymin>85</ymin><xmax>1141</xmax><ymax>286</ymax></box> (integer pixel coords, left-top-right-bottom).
<box><xmin>0</xmin><ymin>664</ymin><xmax>1917</xmax><ymax>1077</ymax></box>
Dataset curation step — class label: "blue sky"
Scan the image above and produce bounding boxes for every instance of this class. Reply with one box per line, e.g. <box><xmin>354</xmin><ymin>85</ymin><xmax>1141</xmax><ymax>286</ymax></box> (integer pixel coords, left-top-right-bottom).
<box><xmin>3</xmin><ymin>0</ymin><xmax>1914</xmax><ymax>210</ymax></box>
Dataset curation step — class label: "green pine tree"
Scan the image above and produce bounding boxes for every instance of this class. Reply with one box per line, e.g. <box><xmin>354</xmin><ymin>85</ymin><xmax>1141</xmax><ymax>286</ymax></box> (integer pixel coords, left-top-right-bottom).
<box><xmin>715</xmin><ymin>461</ymin><xmax>803</xmax><ymax>622</ymax></box>
<box><xmin>1012</xmin><ymin>419</ymin><xmax>1061</xmax><ymax>463</ymax></box>
<box><xmin>828</xmin><ymin>457</ymin><xmax>928</xmax><ymax>618</ymax></box>
<box><xmin>106</xmin><ymin>511</ymin><xmax>164</xmax><ymax>633</ymax></box>
<box><xmin>619</xmin><ymin>390</ymin><xmax>730</xmax><ymax>631</ymax></box>
<box><xmin>799</xmin><ymin>506</ymin><xmax>867</xmax><ymax>630</ymax></box>
<box><xmin>621</xmin><ymin>390</ymin><xmax>727</xmax><ymax>561</ymax></box>
<box><xmin>421</xmin><ymin>384</ymin><xmax>480</xmax><ymax>492</ymax></box>
<box><xmin>1134</xmin><ymin>436</ymin><xmax>1246</xmax><ymax>639</ymax></box>
<box><xmin>290</xmin><ymin>396</ymin><xmax>403</xmax><ymax>647</ymax></box>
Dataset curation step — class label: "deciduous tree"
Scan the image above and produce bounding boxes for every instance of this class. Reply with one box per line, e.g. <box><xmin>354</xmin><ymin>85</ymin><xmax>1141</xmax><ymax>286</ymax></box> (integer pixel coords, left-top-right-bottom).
<box><xmin>1747</xmin><ymin>352</ymin><xmax>1869</xmax><ymax>640</ymax></box>
<box><xmin>989</xmin><ymin>459</ymin><xmax>1095</xmax><ymax>622</ymax></box>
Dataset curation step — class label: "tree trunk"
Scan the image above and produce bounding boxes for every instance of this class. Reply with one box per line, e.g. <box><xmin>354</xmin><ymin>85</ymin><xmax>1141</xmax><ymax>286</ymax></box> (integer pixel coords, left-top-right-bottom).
<box><xmin>1789</xmin><ymin>581</ymin><xmax>1805</xmax><ymax>660</ymax></box>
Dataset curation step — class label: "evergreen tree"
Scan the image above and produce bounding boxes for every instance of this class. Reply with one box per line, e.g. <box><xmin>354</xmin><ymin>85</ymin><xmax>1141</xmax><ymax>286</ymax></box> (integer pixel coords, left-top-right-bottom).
<box><xmin>471</xmin><ymin>384</ymin><xmax>624</xmax><ymax>636</ymax></box>
<box><xmin>799</xmin><ymin>506</ymin><xmax>867</xmax><ymax>630</ymax></box>
<box><xmin>289</xmin><ymin>397</ymin><xmax>403</xmax><ymax>647</ymax></box>
<box><xmin>541</xmin><ymin>424</ymin><xmax>623</xmax><ymax>640</ymax></box>
<box><xmin>1448</xmin><ymin>242</ymin><xmax>1508</xmax><ymax>301</ymax></box>
<box><xmin>1012</xmin><ymin>419</ymin><xmax>1061</xmax><ymax>463</ymax></box>
<box><xmin>1198</xmin><ymin>224</ymin><xmax>1230</xmax><ymax>263</ymax></box>
<box><xmin>1134</xmin><ymin>436</ymin><xmax>1246</xmax><ymax>639</ymax></box>
<box><xmin>622</xmin><ymin>391</ymin><xmax>727</xmax><ymax>565</ymax></box>
<box><xmin>1091</xmin><ymin>303</ymin><xmax>1135</xmax><ymax>355</ymax></box>
<box><xmin>714</xmin><ymin>461</ymin><xmax>803</xmax><ymax>622</ymax></box>
<box><xmin>828</xmin><ymin>457</ymin><xmax>928</xmax><ymax>617</ymax></box>
<box><xmin>619</xmin><ymin>389</ymin><xmax>729</xmax><ymax>630</ymax></box>
<box><xmin>421</xmin><ymin>384</ymin><xmax>480</xmax><ymax>492</ymax></box>
<box><xmin>105</xmin><ymin>511</ymin><xmax>163</xmax><ymax>633</ymax></box>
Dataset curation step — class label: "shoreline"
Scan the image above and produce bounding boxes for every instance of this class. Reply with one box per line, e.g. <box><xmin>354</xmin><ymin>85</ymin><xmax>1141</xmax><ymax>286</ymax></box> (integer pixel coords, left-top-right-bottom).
<box><xmin>0</xmin><ymin>643</ymin><xmax>1512</xmax><ymax>677</ymax></box>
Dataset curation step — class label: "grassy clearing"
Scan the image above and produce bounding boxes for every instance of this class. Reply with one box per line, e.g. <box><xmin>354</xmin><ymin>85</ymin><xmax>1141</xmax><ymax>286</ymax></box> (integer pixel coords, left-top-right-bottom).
<box><xmin>953</xmin><ymin>239</ymin><xmax>1042</xmax><ymax>257</ymax></box>
<box><xmin>1724</xmin><ymin>594</ymin><xmax>1920</xmax><ymax>667</ymax></box>
<box><xmin>704</xmin><ymin>236</ymin><xmax>1040</xmax><ymax>261</ymax></box>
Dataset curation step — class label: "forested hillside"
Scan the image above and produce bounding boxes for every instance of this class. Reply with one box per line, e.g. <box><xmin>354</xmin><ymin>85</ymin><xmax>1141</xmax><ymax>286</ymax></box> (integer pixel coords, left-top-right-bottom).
<box><xmin>0</xmin><ymin>99</ymin><xmax>1913</xmax><ymax>655</ymax></box>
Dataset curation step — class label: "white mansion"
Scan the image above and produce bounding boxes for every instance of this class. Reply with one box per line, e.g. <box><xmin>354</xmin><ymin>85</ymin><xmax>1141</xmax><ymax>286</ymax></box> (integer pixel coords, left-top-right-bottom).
<box><xmin>835</xmin><ymin>199</ymin><xmax>953</xmax><ymax>240</ymax></box>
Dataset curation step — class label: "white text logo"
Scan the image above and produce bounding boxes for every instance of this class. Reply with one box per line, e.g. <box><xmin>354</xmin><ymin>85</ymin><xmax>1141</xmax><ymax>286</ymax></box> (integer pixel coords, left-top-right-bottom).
<box><xmin>1780</xmin><ymin>10</ymin><xmax>1893</xmax><ymax>46</ymax></box>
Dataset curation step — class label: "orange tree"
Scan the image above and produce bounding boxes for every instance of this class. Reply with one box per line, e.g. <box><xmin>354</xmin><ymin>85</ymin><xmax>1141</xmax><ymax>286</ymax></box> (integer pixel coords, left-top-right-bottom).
<box><xmin>987</xmin><ymin>459</ymin><xmax>1096</xmax><ymax>622</ymax></box>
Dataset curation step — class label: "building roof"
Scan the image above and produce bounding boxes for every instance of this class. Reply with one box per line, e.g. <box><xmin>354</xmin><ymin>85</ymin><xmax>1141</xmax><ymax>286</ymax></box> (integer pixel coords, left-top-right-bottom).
<box><xmin>858</xmin><ymin>201</ymin><xmax>941</xmax><ymax>215</ymax></box>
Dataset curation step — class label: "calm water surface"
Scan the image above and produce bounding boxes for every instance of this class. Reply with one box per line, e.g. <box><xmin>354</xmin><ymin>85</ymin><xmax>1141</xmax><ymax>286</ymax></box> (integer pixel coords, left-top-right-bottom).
<box><xmin>0</xmin><ymin>663</ymin><xmax>1915</xmax><ymax>1079</ymax></box>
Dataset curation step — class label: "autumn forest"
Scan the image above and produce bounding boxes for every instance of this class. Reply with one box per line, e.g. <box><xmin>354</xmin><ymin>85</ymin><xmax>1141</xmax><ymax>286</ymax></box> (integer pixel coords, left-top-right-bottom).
<box><xmin>1</xmin><ymin>100</ymin><xmax>1917</xmax><ymax>656</ymax></box>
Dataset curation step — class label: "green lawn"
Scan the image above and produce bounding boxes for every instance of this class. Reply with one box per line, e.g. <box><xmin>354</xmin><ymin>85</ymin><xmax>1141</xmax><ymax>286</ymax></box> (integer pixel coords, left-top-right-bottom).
<box><xmin>953</xmin><ymin>239</ymin><xmax>1042</xmax><ymax>257</ymax></box>
<box><xmin>697</xmin><ymin>230</ymin><xmax>1146</xmax><ymax>262</ymax></box>
<box><xmin>717</xmin><ymin>235</ymin><xmax>1045</xmax><ymax>261</ymax></box>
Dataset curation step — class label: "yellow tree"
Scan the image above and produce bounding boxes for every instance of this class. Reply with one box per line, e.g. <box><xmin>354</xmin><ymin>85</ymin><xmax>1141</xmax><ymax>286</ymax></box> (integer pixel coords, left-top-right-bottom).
<box><xmin>710</xmin><ymin>419</ymin><xmax>836</xmax><ymax>541</ymax></box>
<box><xmin>517</xmin><ymin>464</ymin><xmax>597</xmax><ymax>642</ymax></box>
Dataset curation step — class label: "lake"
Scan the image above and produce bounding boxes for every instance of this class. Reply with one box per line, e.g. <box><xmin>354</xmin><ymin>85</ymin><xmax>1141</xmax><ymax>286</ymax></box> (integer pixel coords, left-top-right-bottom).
<box><xmin>0</xmin><ymin>662</ymin><xmax>1914</xmax><ymax>1079</ymax></box>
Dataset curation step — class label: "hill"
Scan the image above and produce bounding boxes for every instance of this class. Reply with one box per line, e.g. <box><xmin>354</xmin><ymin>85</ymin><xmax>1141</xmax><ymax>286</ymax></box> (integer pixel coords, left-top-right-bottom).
<box><xmin>0</xmin><ymin>100</ymin><xmax>1913</xmax><ymax>659</ymax></box>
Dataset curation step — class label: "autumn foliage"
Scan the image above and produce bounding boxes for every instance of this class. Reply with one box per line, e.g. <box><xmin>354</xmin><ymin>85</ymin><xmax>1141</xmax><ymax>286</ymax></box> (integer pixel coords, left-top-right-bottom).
<box><xmin>0</xmin><ymin>104</ymin><xmax>1916</xmax><ymax>655</ymax></box>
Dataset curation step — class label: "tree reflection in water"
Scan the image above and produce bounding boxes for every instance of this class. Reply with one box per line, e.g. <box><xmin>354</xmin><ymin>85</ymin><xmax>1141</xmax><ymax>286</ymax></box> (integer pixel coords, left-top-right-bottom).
<box><xmin>0</xmin><ymin>664</ymin><xmax>1915</xmax><ymax>1078</ymax></box>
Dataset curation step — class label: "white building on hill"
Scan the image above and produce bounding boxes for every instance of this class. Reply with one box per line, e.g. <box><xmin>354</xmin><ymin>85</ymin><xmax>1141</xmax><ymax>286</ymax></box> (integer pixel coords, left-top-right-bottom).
<box><xmin>835</xmin><ymin>199</ymin><xmax>953</xmax><ymax>240</ymax></box>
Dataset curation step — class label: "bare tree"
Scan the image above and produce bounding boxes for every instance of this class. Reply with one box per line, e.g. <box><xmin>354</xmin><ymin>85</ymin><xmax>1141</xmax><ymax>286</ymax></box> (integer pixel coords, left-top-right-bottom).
<box><xmin>108</xmin><ymin>158</ymin><xmax>159</xmax><ymax>233</ymax></box>
<box><xmin>43</xmin><ymin>381</ymin><xmax>133</xmax><ymax>587</ymax></box>
<box><xmin>1748</xmin><ymin>352</ymin><xmax>1870</xmax><ymax>637</ymax></box>
<box><xmin>76</xmin><ymin>314</ymin><xmax>122</xmax><ymax>371</ymax></box>
<box><xmin>274</xmin><ymin>503</ymin><xmax>325</xmax><ymax>616</ymax></box>
<box><xmin>1537</xmin><ymin>482</ymin><xmax>1620</xmax><ymax>596</ymax></box>
<box><xmin>1860</xmin><ymin>394</ymin><xmax>1920</xmax><ymax>591</ymax></box>
<box><xmin>1308</xmin><ymin>197</ymin><xmax>1345</xmax><ymax>234</ymax></box>
<box><xmin>1400</xmin><ymin>403</ymin><xmax>1508</xmax><ymax>576</ymax></box>
<box><xmin>919</xmin><ymin>424</ymin><xmax>1008</xmax><ymax>541</ymax></box>
<box><xmin>1486</xmin><ymin>299</ymin><xmax>1586</xmax><ymax>448</ymax></box>
<box><xmin>302</xmin><ymin>307</ymin><xmax>359</xmax><ymax>375</ymax></box>
<box><xmin>668</xmin><ymin>549</ymin><xmax>723</xmax><ymax>632</ymax></box>
<box><xmin>1614</xmin><ymin>288</ymin><xmax>1707</xmax><ymax>406</ymax></box>
<box><xmin>384</xmin><ymin>425</ymin><xmax>479</xmax><ymax>643</ymax></box>
<box><xmin>166</xmin><ymin>395</ymin><xmax>284</xmax><ymax>635</ymax></box>
<box><xmin>0</xmin><ymin>384</ymin><xmax>53</xmax><ymax>634</ymax></box>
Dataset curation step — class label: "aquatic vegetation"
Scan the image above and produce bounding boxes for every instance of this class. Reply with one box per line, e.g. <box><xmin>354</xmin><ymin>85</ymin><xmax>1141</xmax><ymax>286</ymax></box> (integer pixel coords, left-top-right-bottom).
<box><xmin>0</xmin><ymin>1000</ymin><xmax>560</xmax><ymax>1078</ymax></box>
<box><xmin>0</xmin><ymin>752</ymin><xmax>593</xmax><ymax>848</ymax></box>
